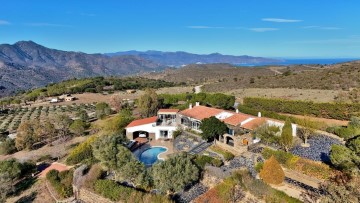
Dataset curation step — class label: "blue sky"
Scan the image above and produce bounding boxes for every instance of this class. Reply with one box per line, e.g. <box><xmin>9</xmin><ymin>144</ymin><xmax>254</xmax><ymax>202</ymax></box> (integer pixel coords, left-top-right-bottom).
<box><xmin>0</xmin><ymin>0</ymin><xmax>359</xmax><ymax>58</ymax></box>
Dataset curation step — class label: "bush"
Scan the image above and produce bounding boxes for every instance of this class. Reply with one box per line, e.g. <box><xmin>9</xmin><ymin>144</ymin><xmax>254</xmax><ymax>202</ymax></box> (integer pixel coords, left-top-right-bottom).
<box><xmin>66</xmin><ymin>136</ymin><xmax>96</xmax><ymax>165</ymax></box>
<box><xmin>259</xmin><ymin>156</ymin><xmax>285</xmax><ymax>185</ymax></box>
<box><xmin>46</xmin><ymin>169</ymin><xmax>73</xmax><ymax>198</ymax></box>
<box><xmin>210</xmin><ymin>146</ymin><xmax>235</xmax><ymax>161</ymax></box>
<box><xmin>84</xmin><ymin>164</ymin><xmax>104</xmax><ymax>190</ymax></box>
<box><xmin>255</xmin><ymin>162</ymin><xmax>264</xmax><ymax>172</ymax></box>
<box><xmin>262</xmin><ymin>148</ymin><xmax>297</xmax><ymax>167</ymax></box>
<box><xmin>0</xmin><ymin>138</ymin><xmax>17</xmax><ymax>155</ymax></box>
<box><xmin>193</xmin><ymin>155</ymin><xmax>223</xmax><ymax>169</ymax></box>
<box><xmin>94</xmin><ymin>179</ymin><xmax>132</xmax><ymax>201</ymax></box>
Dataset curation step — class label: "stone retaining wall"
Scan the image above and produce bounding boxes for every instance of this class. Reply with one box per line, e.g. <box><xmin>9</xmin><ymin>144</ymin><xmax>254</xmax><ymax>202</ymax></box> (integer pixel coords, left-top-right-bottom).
<box><xmin>78</xmin><ymin>188</ymin><xmax>114</xmax><ymax>203</ymax></box>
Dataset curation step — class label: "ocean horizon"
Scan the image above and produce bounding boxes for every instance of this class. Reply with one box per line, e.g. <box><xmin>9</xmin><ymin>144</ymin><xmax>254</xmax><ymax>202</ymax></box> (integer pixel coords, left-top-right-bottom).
<box><xmin>238</xmin><ymin>58</ymin><xmax>359</xmax><ymax>66</ymax></box>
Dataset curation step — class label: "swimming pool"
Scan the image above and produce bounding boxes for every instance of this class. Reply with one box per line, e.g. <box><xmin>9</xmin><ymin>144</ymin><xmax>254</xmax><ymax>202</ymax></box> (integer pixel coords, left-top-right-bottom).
<box><xmin>139</xmin><ymin>147</ymin><xmax>167</xmax><ymax>166</ymax></box>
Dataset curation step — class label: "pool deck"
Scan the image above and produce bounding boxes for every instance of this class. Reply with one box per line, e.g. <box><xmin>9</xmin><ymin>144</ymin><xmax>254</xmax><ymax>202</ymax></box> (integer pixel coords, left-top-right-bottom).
<box><xmin>149</xmin><ymin>139</ymin><xmax>175</xmax><ymax>160</ymax></box>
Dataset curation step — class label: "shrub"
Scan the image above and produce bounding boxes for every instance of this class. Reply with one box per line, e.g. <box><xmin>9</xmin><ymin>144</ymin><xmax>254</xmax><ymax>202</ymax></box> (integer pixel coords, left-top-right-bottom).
<box><xmin>211</xmin><ymin>158</ymin><xmax>223</xmax><ymax>167</ymax></box>
<box><xmin>193</xmin><ymin>155</ymin><xmax>223</xmax><ymax>169</ymax></box>
<box><xmin>0</xmin><ymin>138</ymin><xmax>17</xmax><ymax>155</ymax></box>
<box><xmin>262</xmin><ymin>148</ymin><xmax>296</xmax><ymax>167</ymax></box>
<box><xmin>84</xmin><ymin>164</ymin><xmax>103</xmax><ymax>190</ymax></box>
<box><xmin>46</xmin><ymin>169</ymin><xmax>74</xmax><ymax>198</ymax></box>
<box><xmin>259</xmin><ymin>156</ymin><xmax>285</xmax><ymax>185</ymax></box>
<box><xmin>255</xmin><ymin>162</ymin><xmax>264</xmax><ymax>172</ymax></box>
<box><xmin>211</xmin><ymin>146</ymin><xmax>235</xmax><ymax>161</ymax></box>
<box><xmin>66</xmin><ymin>136</ymin><xmax>96</xmax><ymax>165</ymax></box>
<box><xmin>94</xmin><ymin>179</ymin><xmax>132</xmax><ymax>201</ymax></box>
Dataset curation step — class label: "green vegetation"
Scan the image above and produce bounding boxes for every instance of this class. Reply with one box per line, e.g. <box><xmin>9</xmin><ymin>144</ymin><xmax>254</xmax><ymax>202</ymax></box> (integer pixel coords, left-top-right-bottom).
<box><xmin>151</xmin><ymin>153</ymin><xmax>199</xmax><ymax>194</ymax></box>
<box><xmin>159</xmin><ymin>92</ymin><xmax>235</xmax><ymax>110</ymax></box>
<box><xmin>197</xmin><ymin>170</ymin><xmax>301</xmax><ymax>203</ymax></box>
<box><xmin>95</xmin><ymin>102</ymin><xmax>112</xmax><ymax>119</ymax></box>
<box><xmin>66</xmin><ymin>135</ymin><xmax>97</xmax><ymax>165</ymax></box>
<box><xmin>279</xmin><ymin>119</ymin><xmax>293</xmax><ymax>151</ymax></box>
<box><xmin>255</xmin><ymin>124</ymin><xmax>281</xmax><ymax>145</ymax></box>
<box><xmin>94</xmin><ymin>179</ymin><xmax>172</xmax><ymax>203</ymax></box>
<box><xmin>138</xmin><ymin>88</ymin><xmax>160</xmax><ymax>117</ymax></box>
<box><xmin>46</xmin><ymin>169</ymin><xmax>74</xmax><ymax>198</ymax></box>
<box><xmin>330</xmin><ymin>144</ymin><xmax>360</xmax><ymax>174</ymax></box>
<box><xmin>22</xmin><ymin>77</ymin><xmax>175</xmax><ymax>99</ymax></box>
<box><xmin>326</xmin><ymin>116</ymin><xmax>360</xmax><ymax>140</ymax></box>
<box><xmin>243</xmin><ymin>97</ymin><xmax>360</xmax><ymax>120</ymax></box>
<box><xmin>193</xmin><ymin>155</ymin><xmax>223</xmax><ymax>169</ymax></box>
<box><xmin>262</xmin><ymin>148</ymin><xmax>333</xmax><ymax>180</ymax></box>
<box><xmin>210</xmin><ymin>145</ymin><xmax>235</xmax><ymax>161</ymax></box>
<box><xmin>200</xmin><ymin>116</ymin><xmax>227</xmax><ymax>141</ymax></box>
<box><xmin>0</xmin><ymin>138</ymin><xmax>17</xmax><ymax>155</ymax></box>
<box><xmin>259</xmin><ymin>156</ymin><xmax>285</xmax><ymax>185</ymax></box>
<box><xmin>0</xmin><ymin>159</ymin><xmax>36</xmax><ymax>202</ymax></box>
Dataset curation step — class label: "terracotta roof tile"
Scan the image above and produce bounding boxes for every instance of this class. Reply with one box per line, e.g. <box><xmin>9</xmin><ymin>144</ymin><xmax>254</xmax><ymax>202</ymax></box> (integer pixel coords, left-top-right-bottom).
<box><xmin>158</xmin><ymin>109</ymin><xmax>180</xmax><ymax>113</ymax></box>
<box><xmin>179</xmin><ymin>106</ymin><xmax>223</xmax><ymax>120</ymax></box>
<box><xmin>241</xmin><ymin>117</ymin><xmax>266</xmax><ymax>130</ymax></box>
<box><xmin>126</xmin><ymin>116</ymin><xmax>157</xmax><ymax>128</ymax></box>
<box><xmin>39</xmin><ymin>162</ymin><xmax>71</xmax><ymax>178</ymax></box>
<box><xmin>223</xmin><ymin>113</ymin><xmax>253</xmax><ymax>126</ymax></box>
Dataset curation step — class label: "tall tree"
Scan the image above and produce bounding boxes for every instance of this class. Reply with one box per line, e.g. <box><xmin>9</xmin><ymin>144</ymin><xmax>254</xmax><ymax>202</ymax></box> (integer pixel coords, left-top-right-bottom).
<box><xmin>15</xmin><ymin>121</ymin><xmax>38</xmax><ymax>150</ymax></box>
<box><xmin>138</xmin><ymin>88</ymin><xmax>159</xmax><ymax>117</ymax></box>
<box><xmin>151</xmin><ymin>153</ymin><xmax>199</xmax><ymax>194</ymax></box>
<box><xmin>200</xmin><ymin>116</ymin><xmax>227</xmax><ymax>141</ymax></box>
<box><xmin>53</xmin><ymin>114</ymin><xmax>73</xmax><ymax>139</ymax></box>
<box><xmin>279</xmin><ymin>119</ymin><xmax>293</xmax><ymax>152</ymax></box>
<box><xmin>34</xmin><ymin>120</ymin><xmax>56</xmax><ymax>144</ymax></box>
<box><xmin>95</xmin><ymin>102</ymin><xmax>112</xmax><ymax>119</ymax></box>
<box><xmin>298</xmin><ymin>117</ymin><xmax>315</xmax><ymax>147</ymax></box>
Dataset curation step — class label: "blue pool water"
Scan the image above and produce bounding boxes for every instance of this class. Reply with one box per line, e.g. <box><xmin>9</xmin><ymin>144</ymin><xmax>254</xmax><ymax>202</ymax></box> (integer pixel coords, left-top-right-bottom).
<box><xmin>139</xmin><ymin>147</ymin><xmax>167</xmax><ymax>166</ymax></box>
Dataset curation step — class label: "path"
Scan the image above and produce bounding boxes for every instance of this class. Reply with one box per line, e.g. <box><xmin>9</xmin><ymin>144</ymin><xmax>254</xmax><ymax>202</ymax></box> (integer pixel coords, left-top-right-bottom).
<box><xmin>188</xmin><ymin>142</ymin><xmax>212</xmax><ymax>155</ymax></box>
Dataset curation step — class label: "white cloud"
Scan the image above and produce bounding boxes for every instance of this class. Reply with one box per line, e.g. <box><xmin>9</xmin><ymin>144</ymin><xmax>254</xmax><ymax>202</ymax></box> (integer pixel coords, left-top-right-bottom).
<box><xmin>302</xmin><ymin>26</ymin><xmax>342</xmax><ymax>30</ymax></box>
<box><xmin>262</xmin><ymin>18</ymin><xmax>302</xmax><ymax>23</ymax></box>
<box><xmin>248</xmin><ymin>28</ymin><xmax>279</xmax><ymax>32</ymax></box>
<box><xmin>187</xmin><ymin>26</ymin><xmax>224</xmax><ymax>29</ymax></box>
<box><xmin>25</xmin><ymin>23</ymin><xmax>72</xmax><ymax>27</ymax></box>
<box><xmin>0</xmin><ymin>20</ymin><xmax>10</xmax><ymax>25</ymax></box>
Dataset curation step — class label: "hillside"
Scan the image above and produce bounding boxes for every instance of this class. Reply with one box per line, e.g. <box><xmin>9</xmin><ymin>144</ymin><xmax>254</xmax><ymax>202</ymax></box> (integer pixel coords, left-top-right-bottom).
<box><xmin>0</xmin><ymin>41</ymin><xmax>163</xmax><ymax>97</ymax></box>
<box><xmin>143</xmin><ymin>61</ymin><xmax>360</xmax><ymax>91</ymax></box>
<box><xmin>105</xmin><ymin>50</ymin><xmax>281</xmax><ymax>66</ymax></box>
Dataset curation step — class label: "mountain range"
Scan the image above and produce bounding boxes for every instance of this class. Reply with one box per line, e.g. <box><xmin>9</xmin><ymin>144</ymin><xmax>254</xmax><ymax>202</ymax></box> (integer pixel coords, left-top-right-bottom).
<box><xmin>105</xmin><ymin>50</ymin><xmax>281</xmax><ymax>67</ymax></box>
<box><xmin>0</xmin><ymin>41</ymin><xmax>163</xmax><ymax>97</ymax></box>
<box><xmin>0</xmin><ymin>41</ymin><xmax>280</xmax><ymax>97</ymax></box>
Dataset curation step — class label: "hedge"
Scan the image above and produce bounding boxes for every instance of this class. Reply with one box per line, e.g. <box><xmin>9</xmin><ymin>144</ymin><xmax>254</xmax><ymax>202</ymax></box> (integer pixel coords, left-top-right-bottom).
<box><xmin>94</xmin><ymin>179</ymin><xmax>172</xmax><ymax>202</ymax></box>
<box><xmin>243</xmin><ymin>97</ymin><xmax>360</xmax><ymax>120</ymax></box>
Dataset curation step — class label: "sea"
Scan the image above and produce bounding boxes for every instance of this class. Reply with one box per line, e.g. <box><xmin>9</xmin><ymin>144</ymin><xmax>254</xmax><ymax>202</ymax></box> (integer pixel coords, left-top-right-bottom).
<box><xmin>237</xmin><ymin>58</ymin><xmax>359</xmax><ymax>67</ymax></box>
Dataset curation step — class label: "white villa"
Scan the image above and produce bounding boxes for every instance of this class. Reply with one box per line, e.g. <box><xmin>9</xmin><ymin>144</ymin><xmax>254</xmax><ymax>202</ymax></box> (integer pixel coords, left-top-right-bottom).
<box><xmin>125</xmin><ymin>102</ymin><xmax>297</xmax><ymax>153</ymax></box>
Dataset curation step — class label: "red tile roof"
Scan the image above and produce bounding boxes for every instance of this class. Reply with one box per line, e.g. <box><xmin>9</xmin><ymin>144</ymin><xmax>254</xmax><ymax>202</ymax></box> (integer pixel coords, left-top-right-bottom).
<box><xmin>223</xmin><ymin>113</ymin><xmax>253</xmax><ymax>126</ymax></box>
<box><xmin>126</xmin><ymin>116</ymin><xmax>157</xmax><ymax>128</ymax></box>
<box><xmin>158</xmin><ymin>109</ymin><xmax>180</xmax><ymax>113</ymax></box>
<box><xmin>179</xmin><ymin>106</ymin><xmax>223</xmax><ymax>120</ymax></box>
<box><xmin>39</xmin><ymin>162</ymin><xmax>71</xmax><ymax>178</ymax></box>
<box><xmin>241</xmin><ymin>118</ymin><xmax>266</xmax><ymax>130</ymax></box>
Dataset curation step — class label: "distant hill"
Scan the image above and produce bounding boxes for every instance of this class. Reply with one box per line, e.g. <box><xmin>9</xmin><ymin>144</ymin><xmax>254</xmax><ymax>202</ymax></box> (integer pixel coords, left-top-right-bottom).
<box><xmin>0</xmin><ymin>41</ymin><xmax>163</xmax><ymax>97</ymax></box>
<box><xmin>105</xmin><ymin>50</ymin><xmax>281</xmax><ymax>66</ymax></box>
<box><xmin>143</xmin><ymin>61</ymin><xmax>360</xmax><ymax>91</ymax></box>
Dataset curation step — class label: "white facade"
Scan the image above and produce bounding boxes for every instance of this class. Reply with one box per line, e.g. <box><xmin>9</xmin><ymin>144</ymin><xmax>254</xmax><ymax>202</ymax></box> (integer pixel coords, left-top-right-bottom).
<box><xmin>125</xmin><ymin>122</ymin><xmax>177</xmax><ymax>140</ymax></box>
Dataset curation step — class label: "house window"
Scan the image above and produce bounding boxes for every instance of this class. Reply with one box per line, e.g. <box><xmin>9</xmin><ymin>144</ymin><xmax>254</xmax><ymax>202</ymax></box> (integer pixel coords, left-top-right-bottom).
<box><xmin>160</xmin><ymin>130</ymin><xmax>168</xmax><ymax>138</ymax></box>
<box><xmin>228</xmin><ymin>128</ymin><xmax>234</xmax><ymax>136</ymax></box>
<box><xmin>192</xmin><ymin>121</ymin><xmax>201</xmax><ymax>130</ymax></box>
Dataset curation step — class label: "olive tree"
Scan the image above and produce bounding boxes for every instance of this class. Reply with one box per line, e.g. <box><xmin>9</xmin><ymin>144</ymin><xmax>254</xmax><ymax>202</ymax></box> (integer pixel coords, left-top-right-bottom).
<box><xmin>200</xmin><ymin>116</ymin><xmax>227</xmax><ymax>141</ymax></box>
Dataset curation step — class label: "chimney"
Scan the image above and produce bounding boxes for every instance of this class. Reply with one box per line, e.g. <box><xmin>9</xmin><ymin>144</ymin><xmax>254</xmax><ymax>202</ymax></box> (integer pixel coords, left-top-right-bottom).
<box><xmin>236</xmin><ymin>109</ymin><xmax>239</xmax><ymax>113</ymax></box>
<box><xmin>189</xmin><ymin>104</ymin><xmax>193</xmax><ymax>109</ymax></box>
<box><xmin>258</xmin><ymin>112</ymin><xmax>262</xmax><ymax>117</ymax></box>
<box><xmin>195</xmin><ymin>102</ymin><xmax>200</xmax><ymax>106</ymax></box>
